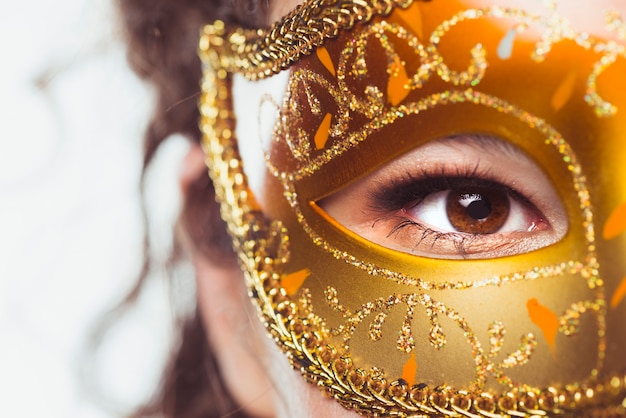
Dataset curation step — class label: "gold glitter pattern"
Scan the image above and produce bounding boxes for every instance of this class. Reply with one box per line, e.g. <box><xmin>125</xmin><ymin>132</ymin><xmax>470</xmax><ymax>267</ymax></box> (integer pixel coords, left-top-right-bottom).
<box><xmin>199</xmin><ymin>1</ymin><xmax>626</xmax><ymax>416</ymax></box>
<box><xmin>263</xmin><ymin>5</ymin><xmax>626</xmax><ymax>180</ymax></box>
<box><xmin>326</xmin><ymin>286</ymin><xmax>544</xmax><ymax>389</ymax></box>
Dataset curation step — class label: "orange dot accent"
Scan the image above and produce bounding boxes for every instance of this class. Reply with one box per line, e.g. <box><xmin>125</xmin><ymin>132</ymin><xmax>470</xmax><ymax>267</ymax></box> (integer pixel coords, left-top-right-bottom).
<box><xmin>394</xmin><ymin>1</ymin><xmax>424</xmax><ymax>39</ymax></box>
<box><xmin>603</xmin><ymin>202</ymin><xmax>626</xmax><ymax>240</ymax></box>
<box><xmin>316</xmin><ymin>46</ymin><xmax>336</xmax><ymax>76</ymax></box>
<box><xmin>401</xmin><ymin>353</ymin><xmax>418</xmax><ymax>386</ymax></box>
<box><xmin>526</xmin><ymin>298</ymin><xmax>559</xmax><ymax>353</ymax></box>
<box><xmin>387</xmin><ymin>56</ymin><xmax>410</xmax><ymax>106</ymax></box>
<box><xmin>282</xmin><ymin>269</ymin><xmax>310</xmax><ymax>296</ymax></box>
<box><xmin>551</xmin><ymin>70</ymin><xmax>577</xmax><ymax>112</ymax></box>
<box><xmin>610</xmin><ymin>277</ymin><xmax>626</xmax><ymax>309</ymax></box>
<box><xmin>314</xmin><ymin>113</ymin><xmax>332</xmax><ymax>150</ymax></box>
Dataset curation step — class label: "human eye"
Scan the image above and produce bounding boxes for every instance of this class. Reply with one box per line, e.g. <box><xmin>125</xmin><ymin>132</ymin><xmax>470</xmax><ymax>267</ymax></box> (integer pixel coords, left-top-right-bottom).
<box><xmin>319</xmin><ymin>135</ymin><xmax>568</xmax><ymax>259</ymax></box>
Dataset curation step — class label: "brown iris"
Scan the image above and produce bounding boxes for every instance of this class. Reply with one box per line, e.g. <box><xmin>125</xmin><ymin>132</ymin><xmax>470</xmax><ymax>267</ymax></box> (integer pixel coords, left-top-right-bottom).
<box><xmin>446</xmin><ymin>187</ymin><xmax>510</xmax><ymax>234</ymax></box>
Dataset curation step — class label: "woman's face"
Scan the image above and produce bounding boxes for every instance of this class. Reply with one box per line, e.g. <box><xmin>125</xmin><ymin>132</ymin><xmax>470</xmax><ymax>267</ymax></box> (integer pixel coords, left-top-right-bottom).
<box><xmin>198</xmin><ymin>0</ymin><xmax>626</xmax><ymax>416</ymax></box>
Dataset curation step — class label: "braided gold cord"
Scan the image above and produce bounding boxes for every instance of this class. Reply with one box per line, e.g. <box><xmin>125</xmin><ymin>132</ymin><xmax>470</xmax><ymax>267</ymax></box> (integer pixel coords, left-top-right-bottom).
<box><xmin>200</xmin><ymin>0</ymin><xmax>415</xmax><ymax>80</ymax></box>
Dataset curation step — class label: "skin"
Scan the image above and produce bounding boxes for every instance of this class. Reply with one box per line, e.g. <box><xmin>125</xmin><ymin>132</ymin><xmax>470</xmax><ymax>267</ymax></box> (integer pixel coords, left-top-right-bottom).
<box><xmin>182</xmin><ymin>0</ymin><xmax>624</xmax><ymax>416</ymax></box>
<box><xmin>182</xmin><ymin>144</ymin><xmax>352</xmax><ymax>418</ymax></box>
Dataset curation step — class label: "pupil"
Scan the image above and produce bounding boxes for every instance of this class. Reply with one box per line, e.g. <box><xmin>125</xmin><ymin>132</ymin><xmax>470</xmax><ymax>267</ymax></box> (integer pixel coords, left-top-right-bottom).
<box><xmin>466</xmin><ymin>197</ymin><xmax>492</xmax><ymax>220</ymax></box>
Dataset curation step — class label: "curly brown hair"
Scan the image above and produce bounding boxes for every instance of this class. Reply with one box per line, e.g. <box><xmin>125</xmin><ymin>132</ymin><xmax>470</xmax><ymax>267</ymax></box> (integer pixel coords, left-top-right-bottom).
<box><xmin>114</xmin><ymin>0</ymin><xmax>269</xmax><ymax>417</ymax></box>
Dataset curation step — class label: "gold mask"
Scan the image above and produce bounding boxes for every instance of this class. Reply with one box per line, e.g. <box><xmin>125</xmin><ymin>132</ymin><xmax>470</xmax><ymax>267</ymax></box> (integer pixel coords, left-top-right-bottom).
<box><xmin>199</xmin><ymin>0</ymin><xmax>626</xmax><ymax>415</ymax></box>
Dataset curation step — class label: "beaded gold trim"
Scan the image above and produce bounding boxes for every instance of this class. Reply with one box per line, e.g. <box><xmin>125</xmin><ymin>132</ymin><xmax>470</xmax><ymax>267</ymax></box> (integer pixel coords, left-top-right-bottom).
<box><xmin>198</xmin><ymin>0</ymin><xmax>414</xmax><ymax>80</ymax></box>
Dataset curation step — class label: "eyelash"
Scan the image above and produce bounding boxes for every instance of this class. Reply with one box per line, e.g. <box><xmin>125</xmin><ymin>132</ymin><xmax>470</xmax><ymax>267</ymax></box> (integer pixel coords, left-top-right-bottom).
<box><xmin>365</xmin><ymin>164</ymin><xmax>536</xmax><ymax>254</ymax></box>
<box><xmin>367</xmin><ymin>163</ymin><xmax>529</xmax><ymax>211</ymax></box>
<box><xmin>385</xmin><ymin>218</ymin><xmax>479</xmax><ymax>255</ymax></box>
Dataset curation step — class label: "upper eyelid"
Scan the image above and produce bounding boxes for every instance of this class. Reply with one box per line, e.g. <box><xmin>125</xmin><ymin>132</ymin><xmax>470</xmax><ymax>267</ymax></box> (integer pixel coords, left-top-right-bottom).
<box><xmin>367</xmin><ymin>174</ymin><xmax>527</xmax><ymax>214</ymax></box>
<box><xmin>358</xmin><ymin>134</ymin><xmax>534</xmax><ymax>194</ymax></box>
<box><xmin>442</xmin><ymin>134</ymin><xmax>525</xmax><ymax>158</ymax></box>
<box><xmin>320</xmin><ymin>134</ymin><xmax>567</xmax><ymax>243</ymax></box>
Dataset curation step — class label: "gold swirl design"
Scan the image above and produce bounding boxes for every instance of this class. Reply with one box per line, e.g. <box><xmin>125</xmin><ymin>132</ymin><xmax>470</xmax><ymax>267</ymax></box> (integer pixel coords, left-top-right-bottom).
<box><xmin>264</xmin><ymin>4</ymin><xmax>626</xmax><ymax>181</ymax></box>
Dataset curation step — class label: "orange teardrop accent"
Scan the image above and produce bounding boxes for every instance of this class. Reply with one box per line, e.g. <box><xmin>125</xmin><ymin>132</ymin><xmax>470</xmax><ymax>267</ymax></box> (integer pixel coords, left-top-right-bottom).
<box><xmin>401</xmin><ymin>353</ymin><xmax>418</xmax><ymax>386</ymax></box>
<box><xmin>551</xmin><ymin>70</ymin><xmax>577</xmax><ymax>111</ymax></box>
<box><xmin>316</xmin><ymin>46</ymin><xmax>336</xmax><ymax>76</ymax></box>
<box><xmin>526</xmin><ymin>298</ymin><xmax>559</xmax><ymax>353</ymax></box>
<box><xmin>603</xmin><ymin>202</ymin><xmax>626</xmax><ymax>240</ymax></box>
<box><xmin>388</xmin><ymin>56</ymin><xmax>410</xmax><ymax>106</ymax></box>
<box><xmin>394</xmin><ymin>2</ymin><xmax>424</xmax><ymax>39</ymax></box>
<box><xmin>282</xmin><ymin>269</ymin><xmax>310</xmax><ymax>296</ymax></box>
<box><xmin>610</xmin><ymin>277</ymin><xmax>626</xmax><ymax>309</ymax></box>
<box><xmin>314</xmin><ymin>113</ymin><xmax>332</xmax><ymax>149</ymax></box>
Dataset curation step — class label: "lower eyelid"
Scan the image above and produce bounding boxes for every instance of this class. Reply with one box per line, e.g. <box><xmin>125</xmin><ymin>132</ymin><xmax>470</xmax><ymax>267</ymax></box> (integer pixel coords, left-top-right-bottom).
<box><xmin>381</xmin><ymin>218</ymin><xmax>551</xmax><ymax>259</ymax></box>
<box><xmin>381</xmin><ymin>219</ymin><xmax>479</xmax><ymax>257</ymax></box>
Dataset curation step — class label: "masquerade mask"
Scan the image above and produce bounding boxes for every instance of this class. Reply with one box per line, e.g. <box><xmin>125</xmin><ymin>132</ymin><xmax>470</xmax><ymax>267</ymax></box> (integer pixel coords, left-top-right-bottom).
<box><xmin>199</xmin><ymin>0</ymin><xmax>626</xmax><ymax>415</ymax></box>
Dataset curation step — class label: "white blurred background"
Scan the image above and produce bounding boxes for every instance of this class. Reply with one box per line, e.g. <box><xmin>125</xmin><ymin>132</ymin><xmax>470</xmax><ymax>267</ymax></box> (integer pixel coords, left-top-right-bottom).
<box><xmin>1</xmin><ymin>1</ymin><xmax>189</xmax><ymax>416</ymax></box>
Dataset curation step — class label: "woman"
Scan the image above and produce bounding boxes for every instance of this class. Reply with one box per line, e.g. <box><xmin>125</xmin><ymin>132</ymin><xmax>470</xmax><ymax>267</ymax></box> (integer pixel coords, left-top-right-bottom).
<box><xmin>120</xmin><ymin>0</ymin><xmax>626</xmax><ymax>416</ymax></box>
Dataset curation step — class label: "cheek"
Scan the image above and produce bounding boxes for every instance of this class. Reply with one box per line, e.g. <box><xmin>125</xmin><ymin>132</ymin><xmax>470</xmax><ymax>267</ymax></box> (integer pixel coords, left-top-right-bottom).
<box><xmin>232</xmin><ymin>72</ymin><xmax>290</xmax><ymax>209</ymax></box>
<box><xmin>194</xmin><ymin>234</ymin><xmax>360</xmax><ymax>418</ymax></box>
<box><xmin>194</xmin><ymin>260</ymin><xmax>276</xmax><ymax>417</ymax></box>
